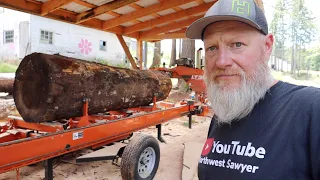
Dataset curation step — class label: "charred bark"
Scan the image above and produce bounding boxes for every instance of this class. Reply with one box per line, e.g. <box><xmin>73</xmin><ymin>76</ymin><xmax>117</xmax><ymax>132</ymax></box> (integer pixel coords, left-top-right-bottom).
<box><xmin>14</xmin><ymin>53</ymin><xmax>172</xmax><ymax>123</ymax></box>
<box><xmin>0</xmin><ymin>79</ymin><xmax>13</xmax><ymax>95</ymax></box>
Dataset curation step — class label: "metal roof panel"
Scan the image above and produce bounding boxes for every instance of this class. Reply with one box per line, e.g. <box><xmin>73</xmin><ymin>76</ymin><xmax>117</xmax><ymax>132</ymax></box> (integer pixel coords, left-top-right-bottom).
<box><xmin>156</xmin><ymin>22</ymin><xmax>171</xmax><ymax>28</ymax></box>
<box><xmin>96</xmin><ymin>13</ymin><xmax>115</xmax><ymax>21</ymax></box>
<box><xmin>113</xmin><ymin>6</ymin><xmax>136</xmax><ymax>15</ymax></box>
<box><xmin>84</xmin><ymin>0</ymin><xmax>114</xmax><ymax>6</ymax></box>
<box><xmin>174</xmin><ymin>17</ymin><xmax>189</xmax><ymax>22</ymax></box>
<box><xmin>135</xmin><ymin>0</ymin><xmax>159</xmax><ymax>8</ymax></box>
<box><xmin>62</xmin><ymin>2</ymin><xmax>90</xmax><ymax>13</ymax></box>
<box><xmin>179</xmin><ymin>1</ymin><xmax>198</xmax><ymax>9</ymax></box>
<box><xmin>137</xmin><ymin>15</ymin><xmax>156</xmax><ymax>22</ymax></box>
<box><xmin>157</xmin><ymin>9</ymin><xmax>176</xmax><ymax>16</ymax></box>
<box><xmin>121</xmin><ymin>21</ymin><xmax>137</xmax><ymax>27</ymax></box>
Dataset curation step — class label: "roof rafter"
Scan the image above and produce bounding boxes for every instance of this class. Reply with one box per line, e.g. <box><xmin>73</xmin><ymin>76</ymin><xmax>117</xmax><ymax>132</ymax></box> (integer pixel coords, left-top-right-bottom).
<box><xmin>41</xmin><ymin>0</ymin><xmax>75</xmax><ymax>16</ymax></box>
<box><xmin>195</xmin><ymin>0</ymin><xmax>205</xmax><ymax>4</ymax></box>
<box><xmin>76</xmin><ymin>0</ymin><xmax>139</xmax><ymax>24</ymax></box>
<box><xmin>0</xmin><ymin>0</ymin><xmax>40</xmax><ymax>14</ymax></box>
<box><xmin>141</xmin><ymin>33</ymin><xmax>186</xmax><ymax>41</ymax></box>
<box><xmin>139</xmin><ymin>15</ymin><xmax>202</xmax><ymax>39</ymax></box>
<box><xmin>167</xmin><ymin>28</ymin><xmax>187</xmax><ymax>34</ymax></box>
<box><xmin>73</xmin><ymin>0</ymin><xmax>95</xmax><ymax>8</ymax></box>
<box><xmin>102</xmin><ymin>0</ymin><xmax>196</xmax><ymax>30</ymax></box>
<box><xmin>0</xmin><ymin>0</ymin><xmax>134</xmax><ymax>38</ymax></box>
<box><xmin>172</xmin><ymin>7</ymin><xmax>182</xmax><ymax>11</ymax></box>
<box><xmin>124</xmin><ymin>2</ymin><xmax>213</xmax><ymax>35</ymax></box>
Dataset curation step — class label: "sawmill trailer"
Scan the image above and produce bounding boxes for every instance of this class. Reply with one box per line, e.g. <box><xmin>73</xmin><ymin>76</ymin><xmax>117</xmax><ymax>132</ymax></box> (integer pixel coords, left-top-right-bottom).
<box><xmin>0</xmin><ymin>65</ymin><xmax>209</xmax><ymax>180</ymax></box>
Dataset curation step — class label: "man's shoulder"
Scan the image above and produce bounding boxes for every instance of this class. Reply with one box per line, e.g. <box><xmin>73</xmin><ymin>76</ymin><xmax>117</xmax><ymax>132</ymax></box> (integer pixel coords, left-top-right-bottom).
<box><xmin>278</xmin><ymin>81</ymin><xmax>320</xmax><ymax>100</ymax></box>
<box><xmin>276</xmin><ymin>82</ymin><xmax>320</xmax><ymax>111</ymax></box>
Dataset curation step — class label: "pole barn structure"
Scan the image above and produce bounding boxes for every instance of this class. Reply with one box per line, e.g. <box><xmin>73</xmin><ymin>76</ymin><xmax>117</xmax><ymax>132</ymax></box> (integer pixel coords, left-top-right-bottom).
<box><xmin>0</xmin><ymin>0</ymin><xmax>264</xmax><ymax>69</ymax></box>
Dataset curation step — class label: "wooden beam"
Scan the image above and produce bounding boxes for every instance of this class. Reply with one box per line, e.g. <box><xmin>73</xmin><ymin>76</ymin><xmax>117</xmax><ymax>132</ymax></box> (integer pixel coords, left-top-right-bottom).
<box><xmin>128</xmin><ymin>3</ymin><xmax>142</xmax><ymax>9</ymax></box>
<box><xmin>172</xmin><ymin>7</ymin><xmax>182</xmax><ymax>11</ymax></box>
<box><xmin>129</xmin><ymin>3</ymin><xmax>161</xmax><ymax>22</ymax></box>
<box><xmin>73</xmin><ymin>0</ymin><xmax>147</xmax><ymax>25</ymax></box>
<box><xmin>152</xmin><ymin>13</ymin><xmax>161</xmax><ymax>18</ymax></box>
<box><xmin>73</xmin><ymin>0</ymin><xmax>95</xmax><ymax>8</ymax></box>
<box><xmin>107</xmin><ymin>11</ymin><xmax>121</xmax><ymax>17</ymax></box>
<box><xmin>0</xmin><ymin>0</ymin><xmax>41</xmax><ymax>14</ymax></box>
<box><xmin>195</xmin><ymin>0</ymin><xmax>205</xmax><ymax>4</ymax></box>
<box><xmin>139</xmin><ymin>15</ymin><xmax>202</xmax><ymax>39</ymax></box>
<box><xmin>0</xmin><ymin>0</ymin><xmax>140</xmax><ymax>39</ymax></box>
<box><xmin>76</xmin><ymin>0</ymin><xmax>139</xmax><ymax>24</ymax></box>
<box><xmin>123</xmin><ymin>2</ymin><xmax>213</xmax><ymax>35</ymax></box>
<box><xmin>141</xmin><ymin>33</ymin><xmax>186</xmax><ymax>41</ymax></box>
<box><xmin>168</xmin><ymin>28</ymin><xmax>187</xmax><ymax>34</ymax></box>
<box><xmin>116</xmin><ymin>34</ymin><xmax>138</xmax><ymax>69</ymax></box>
<box><xmin>41</xmin><ymin>0</ymin><xmax>75</xmax><ymax>16</ymax></box>
<box><xmin>0</xmin><ymin>0</ymin><xmax>77</xmax><ymax>22</ymax></box>
<box><xmin>102</xmin><ymin>0</ymin><xmax>196</xmax><ymax>30</ymax></box>
<box><xmin>26</xmin><ymin>0</ymin><xmax>41</xmax><ymax>5</ymax></box>
<box><xmin>137</xmin><ymin>40</ymin><xmax>143</xmax><ymax>69</ymax></box>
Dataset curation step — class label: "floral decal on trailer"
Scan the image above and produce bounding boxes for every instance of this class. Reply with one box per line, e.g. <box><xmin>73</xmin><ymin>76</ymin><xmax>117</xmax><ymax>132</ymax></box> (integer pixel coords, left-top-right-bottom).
<box><xmin>78</xmin><ymin>39</ymin><xmax>92</xmax><ymax>55</ymax></box>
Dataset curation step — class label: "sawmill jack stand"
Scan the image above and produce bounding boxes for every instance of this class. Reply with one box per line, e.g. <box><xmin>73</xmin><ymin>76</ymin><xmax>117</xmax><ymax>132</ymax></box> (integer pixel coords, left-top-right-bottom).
<box><xmin>156</xmin><ymin>124</ymin><xmax>166</xmax><ymax>143</ymax></box>
<box><xmin>44</xmin><ymin>158</ymin><xmax>53</xmax><ymax>180</ymax></box>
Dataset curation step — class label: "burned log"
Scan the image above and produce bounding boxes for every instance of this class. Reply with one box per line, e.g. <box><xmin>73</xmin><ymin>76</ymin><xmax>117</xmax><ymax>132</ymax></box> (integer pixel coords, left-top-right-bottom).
<box><xmin>0</xmin><ymin>79</ymin><xmax>13</xmax><ymax>95</ymax></box>
<box><xmin>14</xmin><ymin>53</ymin><xmax>172</xmax><ymax>123</ymax></box>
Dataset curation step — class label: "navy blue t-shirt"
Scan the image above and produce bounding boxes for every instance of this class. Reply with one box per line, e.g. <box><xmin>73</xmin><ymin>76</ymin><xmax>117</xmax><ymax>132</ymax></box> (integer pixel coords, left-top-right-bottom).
<box><xmin>198</xmin><ymin>81</ymin><xmax>320</xmax><ymax>180</ymax></box>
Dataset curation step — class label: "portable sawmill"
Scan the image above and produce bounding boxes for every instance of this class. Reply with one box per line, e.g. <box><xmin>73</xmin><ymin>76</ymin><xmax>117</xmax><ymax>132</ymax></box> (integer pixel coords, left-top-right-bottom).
<box><xmin>0</xmin><ymin>53</ymin><xmax>209</xmax><ymax>180</ymax></box>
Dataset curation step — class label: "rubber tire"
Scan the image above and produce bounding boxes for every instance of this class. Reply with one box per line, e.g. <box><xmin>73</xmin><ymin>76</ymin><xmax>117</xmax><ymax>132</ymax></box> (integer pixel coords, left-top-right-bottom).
<box><xmin>120</xmin><ymin>134</ymin><xmax>160</xmax><ymax>180</ymax></box>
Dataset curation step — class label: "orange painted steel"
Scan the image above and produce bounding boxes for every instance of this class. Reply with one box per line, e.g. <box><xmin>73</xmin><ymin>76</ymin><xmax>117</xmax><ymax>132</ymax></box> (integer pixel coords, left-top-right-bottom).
<box><xmin>9</xmin><ymin>117</ymin><xmax>64</xmax><ymax>132</ymax></box>
<box><xmin>0</xmin><ymin>101</ymin><xmax>204</xmax><ymax>174</ymax></box>
<box><xmin>153</xmin><ymin>66</ymin><xmax>206</xmax><ymax>94</ymax></box>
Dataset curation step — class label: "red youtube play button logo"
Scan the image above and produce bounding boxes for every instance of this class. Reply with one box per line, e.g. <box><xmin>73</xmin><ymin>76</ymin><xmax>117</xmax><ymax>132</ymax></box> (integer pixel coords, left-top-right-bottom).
<box><xmin>201</xmin><ymin>138</ymin><xmax>214</xmax><ymax>156</ymax></box>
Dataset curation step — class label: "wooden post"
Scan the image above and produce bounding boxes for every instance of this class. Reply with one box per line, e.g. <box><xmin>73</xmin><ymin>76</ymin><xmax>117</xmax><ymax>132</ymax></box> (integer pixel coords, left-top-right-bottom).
<box><xmin>116</xmin><ymin>34</ymin><xmax>138</xmax><ymax>69</ymax></box>
<box><xmin>137</xmin><ymin>39</ymin><xmax>143</xmax><ymax>69</ymax></box>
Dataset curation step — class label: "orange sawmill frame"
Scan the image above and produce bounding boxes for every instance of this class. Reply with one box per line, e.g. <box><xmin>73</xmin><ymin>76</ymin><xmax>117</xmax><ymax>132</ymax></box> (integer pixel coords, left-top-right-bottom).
<box><xmin>154</xmin><ymin>66</ymin><xmax>206</xmax><ymax>94</ymax></box>
<box><xmin>0</xmin><ymin>98</ymin><xmax>209</xmax><ymax>174</ymax></box>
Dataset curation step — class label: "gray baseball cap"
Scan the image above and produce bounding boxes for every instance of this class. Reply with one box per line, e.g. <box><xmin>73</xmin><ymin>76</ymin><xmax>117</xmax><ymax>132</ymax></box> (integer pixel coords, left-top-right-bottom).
<box><xmin>185</xmin><ymin>0</ymin><xmax>268</xmax><ymax>40</ymax></box>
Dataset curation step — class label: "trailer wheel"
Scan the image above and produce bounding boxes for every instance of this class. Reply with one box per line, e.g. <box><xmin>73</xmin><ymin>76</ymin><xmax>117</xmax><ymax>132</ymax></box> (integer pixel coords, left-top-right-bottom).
<box><xmin>120</xmin><ymin>134</ymin><xmax>160</xmax><ymax>180</ymax></box>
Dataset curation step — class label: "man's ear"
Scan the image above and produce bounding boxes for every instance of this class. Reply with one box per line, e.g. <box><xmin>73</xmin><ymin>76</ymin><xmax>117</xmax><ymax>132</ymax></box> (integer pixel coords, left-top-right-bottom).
<box><xmin>264</xmin><ymin>34</ymin><xmax>274</xmax><ymax>56</ymax></box>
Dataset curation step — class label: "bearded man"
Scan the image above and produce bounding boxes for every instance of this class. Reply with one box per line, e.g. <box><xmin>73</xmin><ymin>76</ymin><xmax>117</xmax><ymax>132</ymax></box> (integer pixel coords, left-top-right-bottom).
<box><xmin>186</xmin><ymin>0</ymin><xmax>320</xmax><ymax>179</ymax></box>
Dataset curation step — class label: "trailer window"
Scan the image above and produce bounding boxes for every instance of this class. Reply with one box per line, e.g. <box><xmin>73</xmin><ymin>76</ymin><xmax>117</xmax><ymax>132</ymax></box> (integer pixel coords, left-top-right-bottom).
<box><xmin>40</xmin><ymin>30</ymin><xmax>53</xmax><ymax>44</ymax></box>
<box><xmin>100</xmin><ymin>40</ymin><xmax>107</xmax><ymax>51</ymax></box>
<box><xmin>4</xmin><ymin>30</ymin><xmax>14</xmax><ymax>43</ymax></box>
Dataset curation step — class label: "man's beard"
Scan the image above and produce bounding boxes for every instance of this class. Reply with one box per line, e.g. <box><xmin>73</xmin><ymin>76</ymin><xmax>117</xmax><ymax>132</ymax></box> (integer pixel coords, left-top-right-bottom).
<box><xmin>205</xmin><ymin>61</ymin><xmax>274</xmax><ymax>125</ymax></box>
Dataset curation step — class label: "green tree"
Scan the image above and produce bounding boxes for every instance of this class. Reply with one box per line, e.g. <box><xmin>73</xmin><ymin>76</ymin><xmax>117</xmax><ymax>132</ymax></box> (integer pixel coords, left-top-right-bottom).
<box><xmin>307</xmin><ymin>46</ymin><xmax>320</xmax><ymax>71</ymax></box>
<box><xmin>270</xmin><ymin>0</ymin><xmax>288</xmax><ymax>71</ymax></box>
<box><xmin>271</xmin><ymin>0</ymin><xmax>316</xmax><ymax>79</ymax></box>
<box><xmin>288</xmin><ymin>0</ymin><xmax>316</xmax><ymax>77</ymax></box>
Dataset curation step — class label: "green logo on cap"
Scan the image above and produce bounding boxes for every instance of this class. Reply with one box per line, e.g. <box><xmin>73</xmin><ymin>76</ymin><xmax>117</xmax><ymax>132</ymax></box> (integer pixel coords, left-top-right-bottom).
<box><xmin>231</xmin><ymin>0</ymin><xmax>251</xmax><ymax>16</ymax></box>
